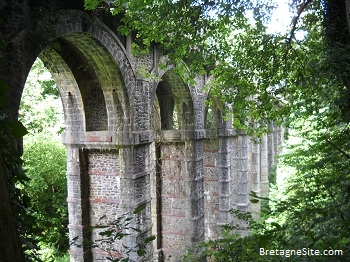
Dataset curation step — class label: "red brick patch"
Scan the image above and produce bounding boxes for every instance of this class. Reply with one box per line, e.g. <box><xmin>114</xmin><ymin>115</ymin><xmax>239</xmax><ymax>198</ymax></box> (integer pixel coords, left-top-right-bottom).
<box><xmin>85</xmin><ymin>135</ymin><xmax>112</xmax><ymax>142</ymax></box>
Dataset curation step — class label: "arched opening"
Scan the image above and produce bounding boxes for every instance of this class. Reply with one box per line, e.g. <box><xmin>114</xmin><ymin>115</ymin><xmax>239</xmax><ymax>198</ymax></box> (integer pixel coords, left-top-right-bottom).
<box><xmin>204</xmin><ymin>95</ymin><xmax>225</xmax><ymax>131</ymax></box>
<box><xmin>156</xmin><ymin>81</ymin><xmax>177</xmax><ymax>129</ymax></box>
<box><xmin>19</xmin><ymin>58</ymin><xmax>69</xmax><ymax>259</ymax></box>
<box><xmin>155</xmin><ymin>69</ymin><xmax>194</xmax><ymax>131</ymax></box>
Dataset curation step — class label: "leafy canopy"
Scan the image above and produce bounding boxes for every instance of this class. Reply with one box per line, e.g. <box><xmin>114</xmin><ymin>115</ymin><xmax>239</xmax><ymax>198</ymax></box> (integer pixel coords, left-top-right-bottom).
<box><xmin>85</xmin><ymin>0</ymin><xmax>308</xmax><ymax>134</ymax></box>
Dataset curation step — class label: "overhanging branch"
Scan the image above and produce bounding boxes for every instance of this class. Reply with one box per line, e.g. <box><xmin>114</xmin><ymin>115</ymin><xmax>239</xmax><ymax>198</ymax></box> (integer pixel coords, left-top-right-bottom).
<box><xmin>287</xmin><ymin>0</ymin><xmax>314</xmax><ymax>46</ymax></box>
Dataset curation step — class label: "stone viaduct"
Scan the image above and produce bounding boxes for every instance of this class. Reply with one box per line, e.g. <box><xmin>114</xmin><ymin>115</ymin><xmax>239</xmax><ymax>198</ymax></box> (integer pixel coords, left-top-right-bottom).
<box><xmin>0</xmin><ymin>1</ymin><xmax>283</xmax><ymax>261</ymax></box>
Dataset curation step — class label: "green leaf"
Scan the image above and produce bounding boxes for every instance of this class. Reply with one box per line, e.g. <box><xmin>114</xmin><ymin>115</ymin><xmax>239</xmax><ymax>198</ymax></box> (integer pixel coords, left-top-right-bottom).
<box><xmin>84</xmin><ymin>0</ymin><xmax>101</xmax><ymax>10</ymax></box>
<box><xmin>144</xmin><ymin>235</ymin><xmax>156</xmax><ymax>244</ymax></box>
<box><xmin>133</xmin><ymin>203</ymin><xmax>146</xmax><ymax>214</ymax></box>
<box><xmin>136</xmin><ymin>249</ymin><xmax>146</xmax><ymax>256</ymax></box>
<box><xmin>99</xmin><ymin>230</ymin><xmax>113</xmax><ymax>237</ymax></box>
<box><xmin>127</xmin><ymin>227</ymin><xmax>139</xmax><ymax>232</ymax></box>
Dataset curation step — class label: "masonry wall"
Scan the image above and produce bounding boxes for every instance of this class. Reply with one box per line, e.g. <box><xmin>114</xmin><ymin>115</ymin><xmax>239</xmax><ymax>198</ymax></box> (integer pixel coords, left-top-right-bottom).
<box><xmin>88</xmin><ymin>149</ymin><xmax>121</xmax><ymax>258</ymax></box>
<box><xmin>159</xmin><ymin>142</ymin><xmax>190</xmax><ymax>258</ymax></box>
<box><xmin>203</xmin><ymin>138</ymin><xmax>220</xmax><ymax>239</ymax></box>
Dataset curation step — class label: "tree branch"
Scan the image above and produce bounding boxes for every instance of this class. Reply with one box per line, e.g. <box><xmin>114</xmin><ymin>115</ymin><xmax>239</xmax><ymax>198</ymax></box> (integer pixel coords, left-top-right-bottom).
<box><xmin>287</xmin><ymin>0</ymin><xmax>314</xmax><ymax>46</ymax></box>
<box><xmin>325</xmin><ymin>135</ymin><xmax>350</xmax><ymax>160</ymax></box>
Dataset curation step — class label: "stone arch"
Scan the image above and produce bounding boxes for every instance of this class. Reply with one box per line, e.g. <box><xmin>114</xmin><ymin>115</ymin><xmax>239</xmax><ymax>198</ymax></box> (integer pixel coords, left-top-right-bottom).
<box><xmin>152</xmin><ymin>69</ymin><xmax>195</xmax><ymax>131</ymax></box>
<box><xmin>54</xmin><ymin>9</ymin><xmax>136</xmax><ymax>90</ymax></box>
<box><xmin>55</xmin><ymin>12</ymin><xmax>134</xmax><ymax>132</ymax></box>
<box><xmin>86</xmin><ymin>20</ymin><xmax>137</xmax><ymax>131</ymax></box>
<box><xmin>55</xmin><ymin>33</ymin><xmax>131</xmax><ymax>132</ymax></box>
<box><xmin>3</xmin><ymin>9</ymin><xmax>136</xmax><ymax>132</ymax></box>
<box><xmin>39</xmin><ymin>48</ymin><xmax>86</xmax><ymax>133</ymax></box>
<box><xmin>88</xmin><ymin>19</ymin><xmax>136</xmax><ymax>88</ymax></box>
<box><xmin>204</xmin><ymin>95</ymin><xmax>225</xmax><ymax>131</ymax></box>
<box><xmin>203</xmin><ymin>78</ymin><xmax>233</xmax><ymax>132</ymax></box>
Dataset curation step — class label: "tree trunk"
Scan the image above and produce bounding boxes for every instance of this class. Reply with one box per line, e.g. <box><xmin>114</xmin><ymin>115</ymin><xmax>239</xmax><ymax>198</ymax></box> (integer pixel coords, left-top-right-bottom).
<box><xmin>0</xmin><ymin>154</ymin><xmax>25</xmax><ymax>262</ymax></box>
<box><xmin>0</xmin><ymin>0</ymin><xmax>27</xmax><ymax>260</ymax></box>
<box><xmin>345</xmin><ymin>0</ymin><xmax>350</xmax><ymax>35</ymax></box>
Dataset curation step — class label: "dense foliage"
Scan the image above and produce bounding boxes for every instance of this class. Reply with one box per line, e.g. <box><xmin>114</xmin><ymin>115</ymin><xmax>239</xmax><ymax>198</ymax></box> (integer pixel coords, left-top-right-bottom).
<box><xmin>21</xmin><ymin>139</ymin><xmax>68</xmax><ymax>259</ymax></box>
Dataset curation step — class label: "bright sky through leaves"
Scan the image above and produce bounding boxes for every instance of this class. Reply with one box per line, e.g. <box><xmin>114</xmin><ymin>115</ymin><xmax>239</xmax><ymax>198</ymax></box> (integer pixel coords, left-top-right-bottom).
<box><xmin>268</xmin><ymin>0</ymin><xmax>292</xmax><ymax>34</ymax></box>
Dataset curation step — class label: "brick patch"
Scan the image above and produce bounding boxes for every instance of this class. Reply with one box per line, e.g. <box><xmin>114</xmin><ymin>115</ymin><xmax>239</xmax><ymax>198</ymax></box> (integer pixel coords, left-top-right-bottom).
<box><xmin>84</xmin><ymin>135</ymin><xmax>112</xmax><ymax>142</ymax></box>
